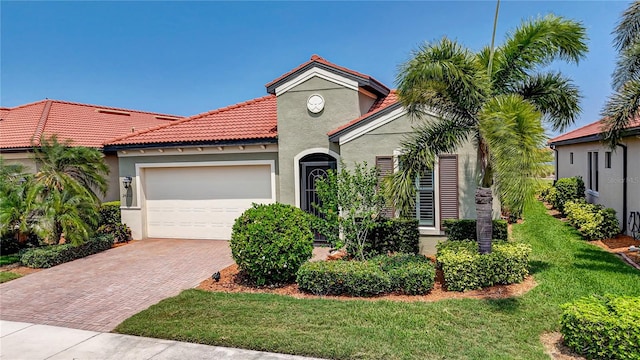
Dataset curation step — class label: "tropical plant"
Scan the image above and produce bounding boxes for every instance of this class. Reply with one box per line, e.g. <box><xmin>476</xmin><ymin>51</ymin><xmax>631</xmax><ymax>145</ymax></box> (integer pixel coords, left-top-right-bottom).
<box><xmin>602</xmin><ymin>1</ymin><xmax>640</xmax><ymax>148</ymax></box>
<box><xmin>32</xmin><ymin>135</ymin><xmax>109</xmax><ymax>201</ymax></box>
<box><xmin>0</xmin><ymin>160</ymin><xmax>33</xmax><ymax>242</ymax></box>
<box><xmin>387</xmin><ymin>14</ymin><xmax>587</xmax><ymax>253</ymax></box>
<box><xmin>314</xmin><ymin>161</ymin><xmax>386</xmax><ymax>260</ymax></box>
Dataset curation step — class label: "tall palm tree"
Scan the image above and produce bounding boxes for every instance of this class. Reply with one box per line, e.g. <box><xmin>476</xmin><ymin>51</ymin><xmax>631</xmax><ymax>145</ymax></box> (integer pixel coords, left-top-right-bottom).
<box><xmin>602</xmin><ymin>1</ymin><xmax>640</xmax><ymax>148</ymax></box>
<box><xmin>33</xmin><ymin>135</ymin><xmax>109</xmax><ymax>201</ymax></box>
<box><xmin>387</xmin><ymin>15</ymin><xmax>587</xmax><ymax>253</ymax></box>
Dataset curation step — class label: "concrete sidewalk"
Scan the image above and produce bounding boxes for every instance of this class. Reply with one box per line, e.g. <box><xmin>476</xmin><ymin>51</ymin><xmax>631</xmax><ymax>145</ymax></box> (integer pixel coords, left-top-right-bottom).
<box><xmin>0</xmin><ymin>321</ymin><xmax>324</xmax><ymax>360</ymax></box>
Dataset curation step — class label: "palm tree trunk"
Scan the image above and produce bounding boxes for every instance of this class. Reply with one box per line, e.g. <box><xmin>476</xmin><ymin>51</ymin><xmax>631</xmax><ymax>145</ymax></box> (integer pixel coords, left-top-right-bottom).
<box><xmin>476</xmin><ymin>187</ymin><xmax>493</xmax><ymax>254</ymax></box>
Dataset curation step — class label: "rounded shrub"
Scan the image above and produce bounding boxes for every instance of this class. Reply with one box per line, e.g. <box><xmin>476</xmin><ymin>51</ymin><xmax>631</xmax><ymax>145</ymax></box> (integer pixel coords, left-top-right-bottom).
<box><xmin>372</xmin><ymin>253</ymin><xmax>435</xmax><ymax>295</ymax></box>
<box><xmin>230</xmin><ymin>203</ymin><xmax>314</xmax><ymax>286</ymax></box>
<box><xmin>296</xmin><ymin>260</ymin><xmax>391</xmax><ymax>296</ymax></box>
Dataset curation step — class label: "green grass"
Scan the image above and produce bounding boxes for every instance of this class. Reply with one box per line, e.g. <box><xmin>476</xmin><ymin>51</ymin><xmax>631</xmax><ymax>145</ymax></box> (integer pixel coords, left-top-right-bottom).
<box><xmin>0</xmin><ymin>271</ymin><xmax>22</xmax><ymax>283</ymax></box>
<box><xmin>115</xmin><ymin>201</ymin><xmax>640</xmax><ymax>360</ymax></box>
<box><xmin>0</xmin><ymin>254</ymin><xmax>21</xmax><ymax>266</ymax></box>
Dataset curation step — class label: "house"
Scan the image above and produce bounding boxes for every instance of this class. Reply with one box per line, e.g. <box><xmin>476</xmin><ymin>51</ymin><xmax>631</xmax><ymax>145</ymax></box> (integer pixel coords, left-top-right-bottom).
<box><xmin>549</xmin><ymin>115</ymin><xmax>640</xmax><ymax>237</ymax></box>
<box><xmin>0</xmin><ymin>99</ymin><xmax>183</xmax><ymax>201</ymax></box>
<box><xmin>103</xmin><ymin>55</ymin><xmax>497</xmax><ymax>243</ymax></box>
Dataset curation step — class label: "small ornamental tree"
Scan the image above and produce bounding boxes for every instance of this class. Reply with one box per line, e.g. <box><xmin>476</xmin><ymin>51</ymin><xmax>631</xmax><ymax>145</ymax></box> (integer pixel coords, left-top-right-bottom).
<box><xmin>314</xmin><ymin>161</ymin><xmax>385</xmax><ymax>261</ymax></box>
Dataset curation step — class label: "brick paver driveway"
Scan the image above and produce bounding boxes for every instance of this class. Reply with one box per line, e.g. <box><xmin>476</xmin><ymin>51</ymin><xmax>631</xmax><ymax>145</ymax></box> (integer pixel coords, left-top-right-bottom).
<box><xmin>0</xmin><ymin>239</ymin><xmax>232</xmax><ymax>332</ymax></box>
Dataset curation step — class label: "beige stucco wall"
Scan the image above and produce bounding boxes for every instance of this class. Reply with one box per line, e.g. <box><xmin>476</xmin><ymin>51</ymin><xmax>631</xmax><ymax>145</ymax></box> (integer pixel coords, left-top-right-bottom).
<box><xmin>0</xmin><ymin>152</ymin><xmax>38</xmax><ymax>173</ymax></box>
<box><xmin>276</xmin><ymin>76</ymin><xmax>363</xmax><ymax>205</ymax></box>
<box><xmin>555</xmin><ymin>136</ymin><xmax>638</xmax><ymax>235</ymax></box>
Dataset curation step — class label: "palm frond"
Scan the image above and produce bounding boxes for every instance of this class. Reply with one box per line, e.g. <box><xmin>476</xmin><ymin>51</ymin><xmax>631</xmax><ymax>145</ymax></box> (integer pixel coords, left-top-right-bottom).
<box><xmin>613</xmin><ymin>1</ymin><xmax>640</xmax><ymax>52</ymax></box>
<box><xmin>396</xmin><ymin>37</ymin><xmax>489</xmax><ymax>123</ymax></box>
<box><xmin>383</xmin><ymin>117</ymin><xmax>474</xmax><ymax>213</ymax></box>
<box><xmin>601</xmin><ymin>79</ymin><xmax>640</xmax><ymax>148</ymax></box>
<box><xmin>512</xmin><ymin>72</ymin><xmax>581</xmax><ymax>132</ymax></box>
<box><xmin>493</xmin><ymin>14</ymin><xmax>587</xmax><ymax>89</ymax></box>
<box><xmin>479</xmin><ymin>94</ymin><xmax>547</xmax><ymax>218</ymax></box>
<box><xmin>613</xmin><ymin>41</ymin><xmax>640</xmax><ymax>89</ymax></box>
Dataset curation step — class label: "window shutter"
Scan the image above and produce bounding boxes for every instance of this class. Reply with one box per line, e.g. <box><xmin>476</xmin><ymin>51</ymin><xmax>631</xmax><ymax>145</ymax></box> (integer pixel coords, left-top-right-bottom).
<box><xmin>439</xmin><ymin>154</ymin><xmax>458</xmax><ymax>224</ymax></box>
<box><xmin>376</xmin><ymin>156</ymin><xmax>395</xmax><ymax>218</ymax></box>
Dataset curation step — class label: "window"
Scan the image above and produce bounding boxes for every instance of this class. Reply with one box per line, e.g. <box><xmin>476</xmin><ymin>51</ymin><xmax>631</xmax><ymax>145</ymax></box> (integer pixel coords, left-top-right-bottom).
<box><xmin>605</xmin><ymin>151</ymin><xmax>612</xmax><ymax>169</ymax></box>
<box><xmin>570</xmin><ymin>152</ymin><xmax>574</xmax><ymax>165</ymax></box>
<box><xmin>587</xmin><ymin>151</ymin><xmax>599</xmax><ymax>192</ymax></box>
<box><xmin>415</xmin><ymin>169</ymin><xmax>435</xmax><ymax>226</ymax></box>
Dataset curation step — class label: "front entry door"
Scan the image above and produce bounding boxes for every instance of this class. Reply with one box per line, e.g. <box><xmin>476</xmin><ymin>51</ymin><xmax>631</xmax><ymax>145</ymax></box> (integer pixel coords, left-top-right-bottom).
<box><xmin>300</xmin><ymin>158</ymin><xmax>337</xmax><ymax>242</ymax></box>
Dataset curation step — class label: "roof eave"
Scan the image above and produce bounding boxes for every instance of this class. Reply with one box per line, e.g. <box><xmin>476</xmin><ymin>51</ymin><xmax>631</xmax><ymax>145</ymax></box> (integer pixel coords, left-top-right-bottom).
<box><xmin>103</xmin><ymin>137</ymin><xmax>278</xmax><ymax>152</ymax></box>
<box><xmin>328</xmin><ymin>102</ymin><xmax>402</xmax><ymax>142</ymax></box>
<box><xmin>266</xmin><ymin>62</ymin><xmax>389</xmax><ymax>97</ymax></box>
<box><xmin>549</xmin><ymin>126</ymin><xmax>640</xmax><ymax>146</ymax></box>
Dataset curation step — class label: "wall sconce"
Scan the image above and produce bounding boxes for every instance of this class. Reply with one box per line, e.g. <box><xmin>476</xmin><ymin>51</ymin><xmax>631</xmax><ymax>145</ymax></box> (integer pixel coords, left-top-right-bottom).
<box><xmin>122</xmin><ymin>176</ymin><xmax>133</xmax><ymax>189</ymax></box>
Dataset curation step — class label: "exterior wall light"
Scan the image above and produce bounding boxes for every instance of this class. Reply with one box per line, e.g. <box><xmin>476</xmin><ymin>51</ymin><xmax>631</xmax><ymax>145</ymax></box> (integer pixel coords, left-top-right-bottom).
<box><xmin>122</xmin><ymin>176</ymin><xmax>133</xmax><ymax>189</ymax></box>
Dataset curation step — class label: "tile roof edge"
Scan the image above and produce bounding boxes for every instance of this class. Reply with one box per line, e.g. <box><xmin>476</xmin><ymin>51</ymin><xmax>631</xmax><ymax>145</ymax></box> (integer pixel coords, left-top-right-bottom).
<box><xmin>1</xmin><ymin>99</ymin><xmax>49</xmax><ymax>111</ymax></box>
<box><xmin>1</xmin><ymin>98</ymin><xmax>183</xmax><ymax>118</ymax></box>
<box><xmin>104</xmin><ymin>94</ymin><xmax>276</xmax><ymax>145</ymax></box>
<box><xmin>548</xmin><ymin>118</ymin><xmax>605</xmax><ymax>143</ymax></box>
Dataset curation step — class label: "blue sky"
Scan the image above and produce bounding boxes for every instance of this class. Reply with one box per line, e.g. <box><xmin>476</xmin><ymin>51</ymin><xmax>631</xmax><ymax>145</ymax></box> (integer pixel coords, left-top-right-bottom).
<box><xmin>0</xmin><ymin>1</ymin><xmax>631</xmax><ymax>135</ymax></box>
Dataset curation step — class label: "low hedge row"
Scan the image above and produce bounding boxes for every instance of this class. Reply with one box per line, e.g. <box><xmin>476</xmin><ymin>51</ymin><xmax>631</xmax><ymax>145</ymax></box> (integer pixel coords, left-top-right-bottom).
<box><xmin>560</xmin><ymin>295</ymin><xmax>640</xmax><ymax>360</ymax></box>
<box><xmin>442</xmin><ymin>219</ymin><xmax>508</xmax><ymax>241</ymax></box>
<box><xmin>436</xmin><ymin>240</ymin><xmax>531</xmax><ymax>292</ymax></box>
<box><xmin>296</xmin><ymin>253</ymin><xmax>435</xmax><ymax>296</ymax></box>
<box><xmin>564</xmin><ymin>201</ymin><xmax>620</xmax><ymax>240</ymax></box>
<box><xmin>363</xmin><ymin>218</ymin><xmax>420</xmax><ymax>257</ymax></box>
<box><xmin>21</xmin><ymin>234</ymin><xmax>114</xmax><ymax>268</ymax></box>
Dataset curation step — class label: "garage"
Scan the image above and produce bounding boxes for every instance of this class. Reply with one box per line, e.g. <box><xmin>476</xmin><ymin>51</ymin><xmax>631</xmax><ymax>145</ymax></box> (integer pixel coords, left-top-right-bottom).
<box><xmin>143</xmin><ymin>164</ymin><xmax>274</xmax><ymax>240</ymax></box>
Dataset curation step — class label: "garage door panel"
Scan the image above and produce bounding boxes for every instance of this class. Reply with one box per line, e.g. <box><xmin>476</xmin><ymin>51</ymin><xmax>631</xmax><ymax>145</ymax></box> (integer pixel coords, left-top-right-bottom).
<box><xmin>144</xmin><ymin>165</ymin><xmax>273</xmax><ymax>240</ymax></box>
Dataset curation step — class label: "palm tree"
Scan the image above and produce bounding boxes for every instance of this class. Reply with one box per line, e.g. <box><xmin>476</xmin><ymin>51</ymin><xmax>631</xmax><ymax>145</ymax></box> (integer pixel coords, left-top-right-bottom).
<box><xmin>28</xmin><ymin>135</ymin><xmax>109</xmax><ymax>244</ymax></box>
<box><xmin>33</xmin><ymin>135</ymin><xmax>109</xmax><ymax>201</ymax></box>
<box><xmin>602</xmin><ymin>1</ymin><xmax>640</xmax><ymax>148</ymax></box>
<box><xmin>387</xmin><ymin>15</ymin><xmax>587</xmax><ymax>253</ymax></box>
<box><xmin>0</xmin><ymin>161</ymin><xmax>33</xmax><ymax>242</ymax></box>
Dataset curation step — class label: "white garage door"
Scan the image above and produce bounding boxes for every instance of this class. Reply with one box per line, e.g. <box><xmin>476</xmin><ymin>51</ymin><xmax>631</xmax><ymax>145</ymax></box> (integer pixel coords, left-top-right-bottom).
<box><xmin>144</xmin><ymin>165</ymin><xmax>273</xmax><ymax>240</ymax></box>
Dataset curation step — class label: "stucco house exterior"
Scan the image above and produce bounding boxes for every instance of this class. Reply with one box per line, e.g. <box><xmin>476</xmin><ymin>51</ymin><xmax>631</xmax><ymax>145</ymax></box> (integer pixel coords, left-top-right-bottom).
<box><xmin>549</xmin><ymin>115</ymin><xmax>640</xmax><ymax>237</ymax></box>
<box><xmin>102</xmin><ymin>55</ymin><xmax>494</xmax><ymax>242</ymax></box>
<box><xmin>0</xmin><ymin>100</ymin><xmax>182</xmax><ymax>202</ymax></box>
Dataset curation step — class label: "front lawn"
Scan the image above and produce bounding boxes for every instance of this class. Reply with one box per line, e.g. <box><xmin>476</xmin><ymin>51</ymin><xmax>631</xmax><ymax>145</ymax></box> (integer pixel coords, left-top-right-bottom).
<box><xmin>115</xmin><ymin>201</ymin><xmax>640</xmax><ymax>360</ymax></box>
<box><xmin>0</xmin><ymin>272</ymin><xmax>22</xmax><ymax>284</ymax></box>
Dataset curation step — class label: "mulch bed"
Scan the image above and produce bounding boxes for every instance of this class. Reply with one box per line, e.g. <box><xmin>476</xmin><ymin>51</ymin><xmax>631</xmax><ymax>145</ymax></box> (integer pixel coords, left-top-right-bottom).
<box><xmin>197</xmin><ymin>262</ymin><xmax>537</xmax><ymax>303</ymax></box>
<box><xmin>541</xmin><ymin>333</ymin><xmax>586</xmax><ymax>360</ymax></box>
<box><xmin>590</xmin><ymin>235</ymin><xmax>640</xmax><ymax>269</ymax></box>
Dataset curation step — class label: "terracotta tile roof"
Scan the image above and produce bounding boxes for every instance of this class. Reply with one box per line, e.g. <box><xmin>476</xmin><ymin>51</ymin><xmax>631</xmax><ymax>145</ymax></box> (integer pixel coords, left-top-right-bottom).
<box><xmin>265</xmin><ymin>54</ymin><xmax>389</xmax><ymax>94</ymax></box>
<box><xmin>0</xmin><ymin>99</ymin><xmax>182</xmax><ymax>149</ymax></box>
<box><xmin>106</xmin><ymin>95</ymin><xmax>277</xmax><ymax>146</ymax></box>
<box><xmin>549</xmin><ymin>114</ymin><xmax>640</xmax><ymax>144</ymax></box>
<box><xmin>327</xmin><ymin>90</ymin><xmax>399</xmax><ymax>137</ymax></box>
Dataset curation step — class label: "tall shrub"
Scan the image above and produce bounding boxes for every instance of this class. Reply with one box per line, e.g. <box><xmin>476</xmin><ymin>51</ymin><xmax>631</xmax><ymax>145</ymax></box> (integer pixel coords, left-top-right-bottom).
<box><xmin>552</xmin><ymin>176</ymin><xmax>585</xmax><ymax>213</ymax></box>
<box><xmin>314</xmin><ymin>161</ymin><xmax>385</xmax><ymax>260</ymax></box>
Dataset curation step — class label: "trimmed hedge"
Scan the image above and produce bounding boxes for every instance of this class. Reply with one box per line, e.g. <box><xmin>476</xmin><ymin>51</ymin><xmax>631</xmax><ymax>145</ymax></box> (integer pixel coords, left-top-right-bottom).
<box><xmin>21</xmin><ymin>234</ymin><xmax>114</xmax><ymax>268</ymax></box>
<box><xmin>297</xmin><ymin>253</ymin><xmax>435</xmax><ymax>296</ymax></box>
<box><xmin>97</xmin><ymin>201</ymin><xmax>131</xmax><ymax>243</ymax></box>
<box><xmin>296</xmin><ymin>260</ymin><xmax>391</xmax><ymax>297</ymax></box>
<box><xmin>564</xmin><ymin>201</ymin><xmax>620</xmax><ymax>240</ymax></box>
<box><xmin>442</xmin><ymin>219</ymin><xmax>508</xmax><ymax>241</ymax></box>
<box><xmin>372</xmin><ymin>253</ymin><xmax>435</xmax><ymax>295</ymax></box>
<box><xmin>436</xmin><ymin>240</ymin><xmax>531</xmax><ymax>292</ymax></box>
<box><xmin>552</xmin><ymin>176</ymin><xmax>585</xmax><ymax>213</ymax></box>
<box><xmin>363</xmin><ymin>218</ymin><xmax>420</xmax><ymax>257</ymax></box>
<box><xmin>561</xmin><ymin>295</ymin><xmax>640</xmax><ymax>360</ymax></box>
<box><xmin>231</xmin><ymin>203</ymin><xmax>314</xmax><ymax>286</ymax></box>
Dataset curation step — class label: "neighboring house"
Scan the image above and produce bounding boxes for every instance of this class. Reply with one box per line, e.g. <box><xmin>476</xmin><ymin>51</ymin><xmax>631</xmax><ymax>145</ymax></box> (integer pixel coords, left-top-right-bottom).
<box><xmin>549</xmin><ymin>115</ymin><xmax>640</xmax><ymax>237</ymax></box>
<box><xmin>104</xmin><ymin>55</ymin><xmax>498</xmax><ymax>241</ymax></box>
<box><xmin>0</xmin><ymin>99</ymin><xmax>182</xmax><ymax>201</ymax></box>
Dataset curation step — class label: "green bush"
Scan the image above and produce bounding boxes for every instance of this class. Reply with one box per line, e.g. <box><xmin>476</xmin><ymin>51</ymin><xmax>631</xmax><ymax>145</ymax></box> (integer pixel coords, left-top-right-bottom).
<box><xmin>442</xmin><ymin>219</ymin><xmax>508</xmax><ymax>241</ymax></box>
<box><xmin>372</xmin><ymin>253</ymin><xmax>435</xmax><ymax>295</ymax></box>
<box><xmin>21</xmin><ymin>234</ymin><xmax>114</xmax><ymax>268</ymax></box>
<box><xmin>97</xmin><ymin>201</ymin><xmax>131</xmax><ymax>243</ymax></box>
<box><xmin>436</xmin><ymin>240</ymin><xmax>531</xmax><ymax>291</ymax></box>
<box><xmin>564</xmin><ymin>201</ymin><xmax>620</xmax><ymax>240</ymax></box>
<box><xmin>542</xmin><ymin>185</ymin><xmax>558</xmax><ymax>205</ymax></box>
<box><xmin>297</xmin><ymin>254</ymin><xmax>435</xmax><ymax>296</ymax></box>
<box><xmin>552</xmin><ymin>176</ymin><xmax>585</xmax><ymax>213</ymax></box>
<box><xmin>296</xmin><ymin>260</ymin><xmax>392</xmax><ymax>297</ymax></box>
<box><xmin>230</xmin><ymin>203</ymin><xmax>314</xmax><ymax>286</ymax></box>
<box><xmin>560</xmin><ymin>295</ymin><xmax>640</xmax><ymax>360</ymax></box>
<box><xmin>363</xmin><ymin>218</ymin><xmax>420</xmax><ymax>257</ymax></box>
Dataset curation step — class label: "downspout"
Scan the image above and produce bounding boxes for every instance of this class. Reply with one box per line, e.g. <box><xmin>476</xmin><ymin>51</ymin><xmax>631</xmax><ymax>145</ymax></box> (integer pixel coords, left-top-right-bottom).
<box><xmin>617</xmin><ymin>142</ymin><xmax>628</xmax><ymax>234</ymax></box>
<box><xmin>551</xmin><ymin>144</ymin><xmax>558</xmax><ymax>185</ymax></box>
